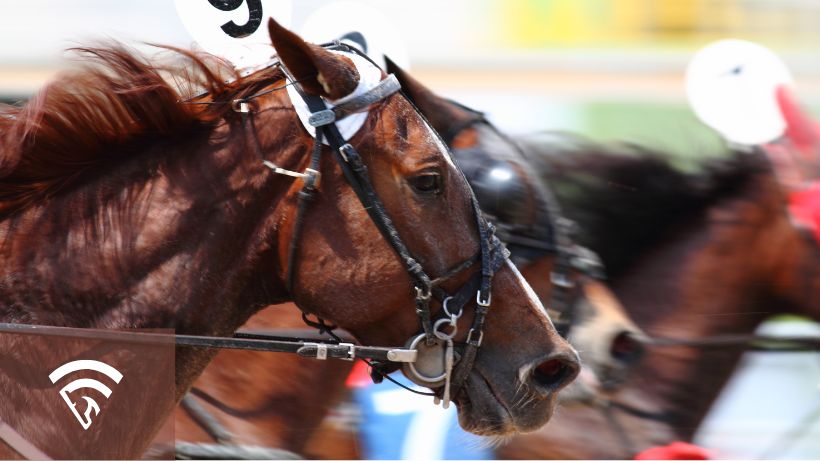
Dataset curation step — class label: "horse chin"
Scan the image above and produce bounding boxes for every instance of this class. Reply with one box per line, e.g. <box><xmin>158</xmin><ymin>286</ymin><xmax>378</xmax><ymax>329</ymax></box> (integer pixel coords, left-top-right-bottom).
<box><xmin>454</xmin><ymin>371</ymin><xmax>557</xmax><ymax>436</ymax></box>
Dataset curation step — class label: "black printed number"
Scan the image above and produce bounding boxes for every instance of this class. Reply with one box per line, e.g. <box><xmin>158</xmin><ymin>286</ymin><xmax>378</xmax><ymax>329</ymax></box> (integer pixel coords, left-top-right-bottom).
<box><xmin>207</xmin><ymin>0</ymin><xmax>263</xmax><ymax>38</ymax></box>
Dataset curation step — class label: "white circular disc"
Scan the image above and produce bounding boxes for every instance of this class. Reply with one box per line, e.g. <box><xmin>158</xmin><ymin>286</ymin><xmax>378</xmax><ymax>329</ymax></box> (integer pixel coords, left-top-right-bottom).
<box><xmin>174</xmin><ymin>0</ymin><xmax>292</xmax><ymax>69</ymax></box>
<box><xmin>686</xmin><ymin>39</ymin><xmax>794</xmax><ymax>145</ymax></box>
<box><xmin>298</xmin><ymin>1</ymin><xmax>411</xmax><ymax>70</ymax></box>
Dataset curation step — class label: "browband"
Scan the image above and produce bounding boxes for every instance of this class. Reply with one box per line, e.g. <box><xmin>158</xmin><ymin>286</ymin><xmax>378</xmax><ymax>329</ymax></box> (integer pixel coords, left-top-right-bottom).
<box><xmin>308</xmin><ymin>74</ymin><xmax>401</xmax><ymax>127</ymax></box>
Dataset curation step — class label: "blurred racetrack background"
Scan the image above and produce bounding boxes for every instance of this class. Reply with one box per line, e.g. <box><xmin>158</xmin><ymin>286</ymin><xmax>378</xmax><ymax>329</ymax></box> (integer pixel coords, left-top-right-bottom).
<box><xmin>1</xmin><ymin>1</ymin><xmax>818</xmax><ymax>458</ymax></box>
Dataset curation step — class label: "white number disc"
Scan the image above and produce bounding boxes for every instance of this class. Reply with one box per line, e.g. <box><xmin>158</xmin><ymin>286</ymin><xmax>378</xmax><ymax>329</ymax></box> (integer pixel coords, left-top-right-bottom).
<box><xmin>686</xmin><ymin>39</ymin><xmax>794</xmax><ymax>145</ymax></box>
<box><xmin>174</xmin><ymin>0</ymin><xmax>292</xmax><ymax>69</ymax></box>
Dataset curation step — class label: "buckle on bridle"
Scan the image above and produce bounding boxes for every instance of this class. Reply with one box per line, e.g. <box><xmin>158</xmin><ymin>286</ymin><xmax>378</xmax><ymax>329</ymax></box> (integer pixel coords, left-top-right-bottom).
<box><xmin>303</xmin><ymin>168</ymin><xmax>321</xmax><ymax>189</ymax></box>
<box><xmin>338</xmin><ymin>143</ymin><xmax>354</xmax><ymax>162</ymax></box>
<box><xmin>550</xmin><ymin>271</ymin><xmax>575</xmax><ymax>289</ymax></box>
<box><xmin>476</xmin><ymin>290</ymin><xmax>491</xmax><ymax>307</ymax></box>
<box><xmin>466</xmin><ymin>328</ymin><xmax>484</xmax><ymax>346</ymax></box>
<box><xmin>339</xmin><ymin>342</ymin><xmax>356</xmax><ymax>361</ymax></box>
<box><xmin>415</xmin><ymin>286</ymin><xmax>432</xmax><ymax>301</ymax></box>
<box><xmin>232</xmin><ymin>99</ymin><xmax>250</xmax><ymax>113</ymax></box>
<box><xmin>311</xmin><ymin>343</ymin><xmax>328</xmax><ymax>360</ymax></box>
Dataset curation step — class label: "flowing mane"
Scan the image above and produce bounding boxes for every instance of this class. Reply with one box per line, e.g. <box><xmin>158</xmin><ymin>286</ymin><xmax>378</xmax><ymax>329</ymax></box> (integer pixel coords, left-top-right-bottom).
<box><xmin>519</xmin><ymin>133</ymin><xmax>771</xmax><ymax>277</ymax></box>
<box><xmin>0</xmin><ymin>45</ymin><xmax>284</xmax><ymax>219</ymax></box>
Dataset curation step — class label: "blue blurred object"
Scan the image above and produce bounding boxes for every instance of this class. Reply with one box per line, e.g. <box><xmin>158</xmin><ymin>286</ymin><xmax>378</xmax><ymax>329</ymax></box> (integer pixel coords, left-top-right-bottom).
<box><xmin>353</xmin><ymin>374</ymin><xmax>493</xmax><ymax>460</ymax></box>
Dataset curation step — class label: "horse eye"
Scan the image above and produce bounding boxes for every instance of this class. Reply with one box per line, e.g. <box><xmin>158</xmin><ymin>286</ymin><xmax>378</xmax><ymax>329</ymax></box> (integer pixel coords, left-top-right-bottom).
<box><xmin>409</xmin><ymin>173</ymin><xmax>442</xmax><ymax>194</ymax></box>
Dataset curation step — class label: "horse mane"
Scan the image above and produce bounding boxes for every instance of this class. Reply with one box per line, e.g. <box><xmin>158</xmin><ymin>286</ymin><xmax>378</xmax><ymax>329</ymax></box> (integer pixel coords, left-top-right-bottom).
<box><xmin>0</xmin><ymin>44</ymin><xmax>284</xmax><ymax>219</ymax></box>
<box><xmin>519</xmin><ymin>132</ymin><xmax>771</xmax><ymax>277</ymax></box>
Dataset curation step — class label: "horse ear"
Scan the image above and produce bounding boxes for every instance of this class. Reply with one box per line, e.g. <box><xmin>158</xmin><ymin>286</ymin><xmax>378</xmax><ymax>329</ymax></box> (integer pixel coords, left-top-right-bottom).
<box><xmin>384</xmin><ymin>56</ymin><xmax>421</xmax><ymax>104</ymax></box>
<box><xmin>384</xmin><ymin>55</ymin><xmax>472</xmax><ymax>138</ymax></box>
<box><xmin>267</xmin><ymin>18</ymin><xmax>360</xmax><ymax>100</ymax></box>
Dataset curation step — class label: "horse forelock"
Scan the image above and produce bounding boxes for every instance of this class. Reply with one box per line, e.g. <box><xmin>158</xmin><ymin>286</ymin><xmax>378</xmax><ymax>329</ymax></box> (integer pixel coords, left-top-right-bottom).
<box><xmin>0</xmin><ymin>44</ymin><xmax>285</xmax><ymax>220</ymax></box>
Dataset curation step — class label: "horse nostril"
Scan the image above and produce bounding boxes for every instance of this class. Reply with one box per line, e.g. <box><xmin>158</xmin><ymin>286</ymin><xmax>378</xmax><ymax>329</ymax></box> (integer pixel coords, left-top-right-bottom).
<box><xmin>610</xmin><ymin>331</ymin><xmax>645</xmax><ymax>364</ymax></box>
<box><xmin>531</xmin><ymin>354</ymin><xmax>580</xmax><ymax>392</ymax></box>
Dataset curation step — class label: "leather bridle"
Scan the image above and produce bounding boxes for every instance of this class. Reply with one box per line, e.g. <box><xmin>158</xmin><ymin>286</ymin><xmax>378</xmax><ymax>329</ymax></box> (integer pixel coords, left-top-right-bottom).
<box><xmin>242</xmin><ymin>43</ymin><xmax>510</xmax><ymax>406</ymax></box>
<box><xmin>441</xmin><ymin>100</ymin><xmax>606</xmax><ymax>339</ymax></box>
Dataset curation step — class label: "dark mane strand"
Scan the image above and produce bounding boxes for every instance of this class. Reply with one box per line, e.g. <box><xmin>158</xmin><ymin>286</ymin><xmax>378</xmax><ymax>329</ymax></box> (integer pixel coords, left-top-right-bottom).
<box><xmin>519</xmin><ymin>133</ymin><xmax>770</xmax><ymax>277</ymax></box>
<box><xmin>0</xmin><ymin>44</ymin><xmax>284</xmax><ymax>219</ymax></box>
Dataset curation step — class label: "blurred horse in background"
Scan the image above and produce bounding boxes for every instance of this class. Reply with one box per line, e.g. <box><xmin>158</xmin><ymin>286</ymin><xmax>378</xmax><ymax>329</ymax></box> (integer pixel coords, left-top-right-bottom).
<box><xmin>497</xmin><ymin>135</ymin><xmax>820</xmax><ymax>459</ymax></box>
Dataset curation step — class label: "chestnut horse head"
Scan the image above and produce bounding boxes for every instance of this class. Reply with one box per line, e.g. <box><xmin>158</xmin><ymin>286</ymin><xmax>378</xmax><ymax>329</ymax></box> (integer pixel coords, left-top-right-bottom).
<box><xmin>0</xmin><ymin>20</ymin><xmax>577</xmax><ymax>453</ymax></box>
<box><xmin>384</xmin><ymin>58</ymin><xmax>645</xmax><ymax>395</ymax></box>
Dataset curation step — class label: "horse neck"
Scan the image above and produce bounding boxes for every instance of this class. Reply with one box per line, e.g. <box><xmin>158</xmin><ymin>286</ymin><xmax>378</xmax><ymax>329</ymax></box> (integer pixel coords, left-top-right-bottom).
<box><xmin>0</xmin><ymin>107</ymin><xmax>306</xmax><ymax>334</ymax></box>
<box><xmin>2</xmin><ymin>106</ymin><xmax>311</xmax><ymax>405</ymax></box>
<box><xmin>613</xmin><ymin>173</ymin><xmax>789</xmax><ymax>440</ymax></box>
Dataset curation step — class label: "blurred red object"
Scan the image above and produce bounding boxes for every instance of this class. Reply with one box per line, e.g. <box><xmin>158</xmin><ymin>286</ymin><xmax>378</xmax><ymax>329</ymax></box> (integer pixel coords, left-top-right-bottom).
<box><xmin>777</xmin><ymin>86</ymin><xmax>820</xmax><ymax>156</ymax></box>
<box><xmin>345</xmin><ymin>360</ymin><xmax>373</xmax><ymax>388</ymax></box>
<box><xmin>789</xmin><ymin>183</ymin><xmax>820</xmax><ymax>243</ymax></box>
<box><xmin>634</xmin><ymin>441</ymin><xmax>712</xmax><ymax>460</ymax></box>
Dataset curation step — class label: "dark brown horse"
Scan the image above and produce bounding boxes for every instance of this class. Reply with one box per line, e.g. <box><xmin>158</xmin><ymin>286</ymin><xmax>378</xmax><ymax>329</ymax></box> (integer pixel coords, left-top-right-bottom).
<box><xmin>496</xmin><ymin>136</ymin><xmax>820</xmax><ymax>459</ymax></box>
<box><xmin>163</xmin><ymin>58</ymin><xmax>646</xmax><ymax>459</ymax></box>
<box><xmin>0</xmin><ymin>19</ymin><xmax>579</xmax><ymax>459</ymax></box>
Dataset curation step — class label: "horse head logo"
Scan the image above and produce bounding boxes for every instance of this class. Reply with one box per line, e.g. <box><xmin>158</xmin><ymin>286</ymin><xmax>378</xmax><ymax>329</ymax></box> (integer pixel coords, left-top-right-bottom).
<box><xmin>48</xmin><ymin>360</ymin><xmax>123</xmax><ymax>430</ymax></box>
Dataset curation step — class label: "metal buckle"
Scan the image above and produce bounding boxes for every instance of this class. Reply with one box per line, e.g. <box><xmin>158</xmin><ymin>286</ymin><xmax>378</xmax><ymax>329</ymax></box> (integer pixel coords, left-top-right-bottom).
<box><xmin>303</xmin><ymin>168</ymin><xmax>321</xmax><ymax>188</ymax></box>
<box><xmin>415</xmin><ymin>286</ymin><xmax>432</xmax><ymax>301</ymax></box>
<box><xmin>308</xmin><ymin>109</ymin><xmax>336</xmax><ymax>127</ymax></box>
<box><xmin>339</xmin><ymin>342</ymin><xmax>356</xmax><ymax>361</ymax></box>
<box><xmin>466</xmin><ymin>328</ymin><xmax>484</xmax><ymax>347</ymax></box>
<box><xmin>313</xmin><ymin>343</ymin><xmax>328</xmax><ymax>360</ymax></box>
<box><xmin>476</xmin><ymin>291</ymin><xmax>491</xmax><ymax>307</ymax></box>
<box><xmin>338</xmin><ymin>143</ymin><xmax>354</xmax><ymax>162</ymax></box>
<box><xmin>232</xmin><ymin>100</ymin><xmax>250</xmax><ymax>113</ymax></box>
<box><xmin>550</xmin><ymin>271</ymin><xmax>576</xmax><ymax>289</ymax></box>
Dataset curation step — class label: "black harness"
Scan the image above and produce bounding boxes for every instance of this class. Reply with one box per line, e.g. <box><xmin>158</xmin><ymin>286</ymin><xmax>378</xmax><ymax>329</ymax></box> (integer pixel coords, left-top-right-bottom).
<box><xmin>272</xmin><ymin>45</ymin><xmax>514</xmax><ymax>407</ymax></box>
<box><xmin>442</xmin><ymin>100</ymin><xmax>606</xmax><ymax>338</ymax></box>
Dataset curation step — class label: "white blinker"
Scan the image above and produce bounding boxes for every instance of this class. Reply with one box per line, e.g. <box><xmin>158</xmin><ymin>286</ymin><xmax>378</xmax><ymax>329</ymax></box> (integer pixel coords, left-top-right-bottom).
<box><xmin>285</xmin><ymin>50</ymin><xmax>384</xmax><ymax>142</ymax></box>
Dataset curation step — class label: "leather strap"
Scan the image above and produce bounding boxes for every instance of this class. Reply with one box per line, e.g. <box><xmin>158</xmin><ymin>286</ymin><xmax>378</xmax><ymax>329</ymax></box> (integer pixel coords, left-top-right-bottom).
<box><xmin>308</xmin><ymin>74</ymin><xmax>401</xmax><ymax>127</ymax></box>
<box><xmin>0</xmin><ymin>418</ymin><xmax>51</xmax><ymax>460</ymax></box>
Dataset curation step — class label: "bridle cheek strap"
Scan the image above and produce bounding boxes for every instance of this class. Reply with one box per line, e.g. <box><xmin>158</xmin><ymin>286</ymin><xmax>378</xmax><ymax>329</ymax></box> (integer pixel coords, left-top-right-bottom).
<box><xmin>281</xmin><ymin>63</ymin><xmax>440</xmax><ymax>338</ymax></box>
<box><xmin>448</xmin><ymin>232</ymin><xmax>508</xmax><ymax>394</ymax></box>
<box><xmin>277</xmin><ymin>45</ymin><xmax>508</xmax><ymax>405</ymax></box>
